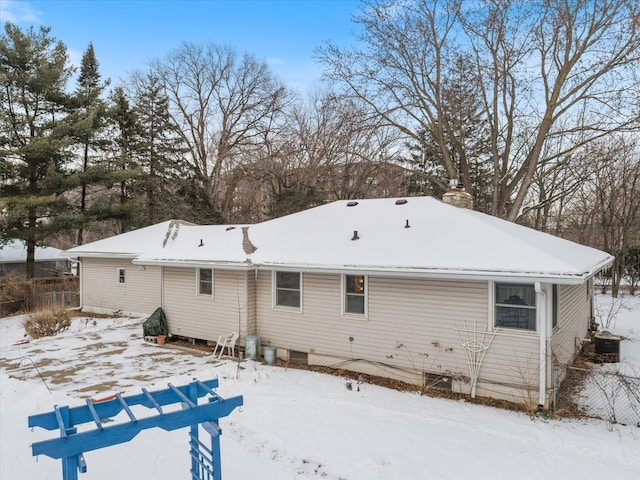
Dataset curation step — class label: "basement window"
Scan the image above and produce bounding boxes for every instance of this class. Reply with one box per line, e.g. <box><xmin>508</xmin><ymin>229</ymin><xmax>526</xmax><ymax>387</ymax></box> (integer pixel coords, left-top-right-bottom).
<box><xmin>289</xmin><ymin>350</ymin><xmax>308</xmax><ymax>364</ymax></box>
<box><xmin>424</xmin><ymin>372</ymin><xmax>452</xmax><ymax>391</ymax></box>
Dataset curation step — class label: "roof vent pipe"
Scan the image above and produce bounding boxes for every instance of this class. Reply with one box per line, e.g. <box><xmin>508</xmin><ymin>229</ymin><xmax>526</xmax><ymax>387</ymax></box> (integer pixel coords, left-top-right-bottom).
<box><xmin>198</xmin><ymin>239</ymin><xmax>204</xmax><ymax>247</ymax></box>
<box><xmin>405</xmin><ymin>219</ymin><xmax>411</xmax><ymax>228</ymax></box>
<box><xmin>351</xmin><ymin>230</ymin><xmax>360</xmax><ymax>241</ymax></box>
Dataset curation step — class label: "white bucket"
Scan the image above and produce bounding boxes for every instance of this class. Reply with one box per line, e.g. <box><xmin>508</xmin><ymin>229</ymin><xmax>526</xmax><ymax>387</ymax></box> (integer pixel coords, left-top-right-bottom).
<box><xmin>263</xmin><ymin>346</ymin><xmax>277</xmax><ymax>365</ymax></box>
<box><xmin>245</xmin><ymin>335</ymin><xmax>260</xmax><ymax>360</ymax></box>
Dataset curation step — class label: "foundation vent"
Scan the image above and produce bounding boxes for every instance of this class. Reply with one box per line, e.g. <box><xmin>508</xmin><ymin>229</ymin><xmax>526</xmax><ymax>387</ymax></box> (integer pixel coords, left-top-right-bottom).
<box><xmin>289</xmin><ymin>350</ymin><xmax>308</xmax><ymax>365</ymax></box>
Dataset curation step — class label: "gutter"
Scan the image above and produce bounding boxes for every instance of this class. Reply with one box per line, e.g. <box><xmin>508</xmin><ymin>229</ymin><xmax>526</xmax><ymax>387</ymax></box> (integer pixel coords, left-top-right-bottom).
<box><xmin>132</xmin><ymin>259</ymin><xmax>254</xmax><ymax>270</ymax></box>
<box><xmin>582</xmin><ymin>254</ymin><xmax>615</xmax><ymax>279</ymax></box>
<box><xmin>535</xmin><ymin>282</ymin><xmax>547</xmax><ymax>408</ymax></box>
<box><xmin>64</xmin><ymin>252</ymin><xmax>138</xmax><ymax>260</ymax></box>
<box><xmin>253</xmin><ymin>264</ymin><xmax>607</xmax><ymax>285</ymax></box>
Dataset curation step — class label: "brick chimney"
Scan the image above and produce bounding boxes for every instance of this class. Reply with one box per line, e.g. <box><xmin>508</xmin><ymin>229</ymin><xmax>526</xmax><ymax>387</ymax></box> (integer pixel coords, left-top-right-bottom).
<box><xmin>442</xmin><ymin>179</ymin><xmax>473</xmax><ymax>209</ymax></box>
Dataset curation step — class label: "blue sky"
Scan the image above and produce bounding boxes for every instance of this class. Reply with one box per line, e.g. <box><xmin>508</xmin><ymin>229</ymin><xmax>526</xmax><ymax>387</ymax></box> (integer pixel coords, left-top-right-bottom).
<box><xmin>0</xmin><ymin>0</ymin><xmax>362</xmax><ymax>92</ymax></box>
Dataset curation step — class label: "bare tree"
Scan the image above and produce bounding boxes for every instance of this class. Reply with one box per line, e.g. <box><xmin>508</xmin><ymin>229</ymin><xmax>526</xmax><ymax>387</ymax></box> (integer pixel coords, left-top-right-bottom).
<box><xmin>565</xmin><ymin>137</ymin><xmax>640</xmax><ymax>296</ymax></box>
<box><xmin>251</xmin><ymin>90</ymin><xmax>402</xmax><ymax>218</ymax></box>
<box><xmin>317</xmin><ymin>0</ymin><xmax>640</xmax><ymax>220</ymax></box>
<box><xmin>151</xmin><ymin>43</ymin><xmax>290</xmax><ymax>221</ymax></box>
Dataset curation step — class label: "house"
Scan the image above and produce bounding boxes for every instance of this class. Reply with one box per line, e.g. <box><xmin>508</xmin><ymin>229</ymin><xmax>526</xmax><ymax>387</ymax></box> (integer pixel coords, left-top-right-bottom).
<box><xmin>63</xmin><ymin>220</ymin><xmax>194</xmax><ymax>314</ymax></box>
<box><xmin>65</xmin><ymin>192</ymin><xmax>613</xmax><ymax>408</ymax></box>
<box><xmin>0</xmin><ymin>240</ymin><xmax>70</xmax><ymax>278</ymax></box>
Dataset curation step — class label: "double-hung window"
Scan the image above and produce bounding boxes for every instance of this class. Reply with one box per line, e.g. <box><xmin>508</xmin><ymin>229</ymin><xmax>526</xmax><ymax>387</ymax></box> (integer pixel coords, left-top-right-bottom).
<box><xmin>117</xmin><ymin>267</ymin><xmax>126</xmax><ymax>285</ymax></box>
<box><xmin>343</xmin><ymin>274</ymin><xmax>367</xmax><ymax>316</ymax></box>
<box><xmin>495</xmin><ymin>283</ymin><xmax>536</xmax><ymax>331</ymax></box>
<box><xmin>197</xmin><ymin>268</ymin><xmax>213</xmax><ymax>297</ymax></box>
<box><xmin>274</xmin><ymin>271</ymin><xmax>301</xmax><ymax>309</ymax></box>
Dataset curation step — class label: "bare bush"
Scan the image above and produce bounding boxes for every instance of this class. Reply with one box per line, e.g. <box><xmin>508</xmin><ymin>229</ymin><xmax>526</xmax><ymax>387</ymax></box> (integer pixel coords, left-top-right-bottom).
<box><xmin>0</xmin><ymin>271</ymin><xmax>32</xmax><ymax>313</ymax></box>
<box><xmin>23</xmin><ymin>307</ymin><xmax>71</xmax><ymax>339</ymax></box>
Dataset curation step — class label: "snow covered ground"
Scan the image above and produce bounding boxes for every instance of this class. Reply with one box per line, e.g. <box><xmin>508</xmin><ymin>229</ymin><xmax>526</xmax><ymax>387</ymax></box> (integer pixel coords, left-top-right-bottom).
<box><xmin>1</xmin><ymin>294</ymin><xmax>638</xmax><ymax>480</ymax></box>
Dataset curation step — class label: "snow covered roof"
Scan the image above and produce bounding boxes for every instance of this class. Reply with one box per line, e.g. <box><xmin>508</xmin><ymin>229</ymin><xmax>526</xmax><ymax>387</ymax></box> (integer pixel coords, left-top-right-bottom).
<box><xmin>66</xmin><ymin>198</ymin><xmax>614</xmax><ymax>284</ymax></box>
<box><xmin>133</xmin><ymin>225</ymin><xmax>250</xmax><ymax>268</ymax></box>
<box><xmin>0</xmin><ymin>239</ymin><xmax>66</xmax><ymax>263</ymax></box>
<box><xmin>247</xmin><ymin>197</ymin><xmax>613</xmax><ymax>283</ymax></box>
<box><xmin>64</xmin><ymin>220</ymin><xmax>195</xmax><ymax>259</ymax></box>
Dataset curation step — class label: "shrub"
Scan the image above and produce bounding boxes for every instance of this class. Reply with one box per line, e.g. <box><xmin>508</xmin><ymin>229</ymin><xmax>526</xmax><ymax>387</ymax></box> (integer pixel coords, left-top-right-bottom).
<box><xmin>0</xmin><ymin>272</ymin><xmax>32</xmax><ymax>315</ymax></box>
<box><xmin>23</xmin><ymin>307</ymin><xmax>71</xmax><ymax>339</ymax></box>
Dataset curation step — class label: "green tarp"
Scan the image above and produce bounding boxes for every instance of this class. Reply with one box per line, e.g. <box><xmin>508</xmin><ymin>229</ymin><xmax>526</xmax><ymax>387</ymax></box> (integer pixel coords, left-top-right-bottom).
<box><xmin>143</xmin><ymin>307</ymin><xmax>169</xmax><ymax>336</ymax></box>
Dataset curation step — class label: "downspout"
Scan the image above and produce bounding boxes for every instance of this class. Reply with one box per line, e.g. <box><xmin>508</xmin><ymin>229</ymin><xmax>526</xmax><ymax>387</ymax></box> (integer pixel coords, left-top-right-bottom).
<box><xmin>160</xmin><ymin>266</ymin><xmax>164</xmax><ymax>310</ymax></box>
<box><xmin>253</xmin><ymin>267</ymin><xmax>259</xmax><ymax>335</ymax></box>
<box><xmin>78</xmin><ymin>259</ymin><xmax>83</xmax><ymax>310</ymax></box>
<box><xmin>535</xmin><ymin>282</ymin><xmax>546</xmax><ymax>408</ymax></box>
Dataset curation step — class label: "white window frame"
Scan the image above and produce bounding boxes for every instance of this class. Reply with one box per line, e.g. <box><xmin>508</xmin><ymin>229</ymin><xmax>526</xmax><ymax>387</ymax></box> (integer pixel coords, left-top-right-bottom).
<box><xmin>490</xmin><ymin>281</ymin><xmax>537</xmax><ymax>332</ymax></box>
<box><xmin>196</xmin><ymin>268</ymin><xmax>214</xmax><ymax>298</ymax></box>
<box><xmin>117</xmin><ymin>267</ymin><xmax>126</xmax><ymax>285</ymax></box>
<box><xmin>272</xmin><ymin>271</ymin><xmax>302</xmax><ymax>311</ymax></box>
<box><xmin>342</xmin><ymin>274</ymin><xmax>368</xmax><ymax>318</ymax></box>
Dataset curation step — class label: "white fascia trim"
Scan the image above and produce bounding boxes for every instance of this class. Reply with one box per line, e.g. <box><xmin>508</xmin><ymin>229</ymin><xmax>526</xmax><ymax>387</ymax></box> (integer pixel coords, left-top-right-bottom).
<box><xmin>65</xmin><ymin>252</ymin><xmax>138</xmax><ymax>260</ymax></box>
<box><xmin>255</xmin><ymin>264</ymin><xmax>604</xmax><ymax>285</ymax></box>
<box><xmin>133</xmin><ymin>259</ymin><xmax>253</xmax><ymax>270</ymax></box>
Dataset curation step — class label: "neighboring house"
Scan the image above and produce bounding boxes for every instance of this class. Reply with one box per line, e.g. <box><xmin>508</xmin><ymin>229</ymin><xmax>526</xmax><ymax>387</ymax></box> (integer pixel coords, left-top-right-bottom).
<box><xmin>0</xmin><ymin>240</ymin><xmax>70</xmax><ymax>278</ymax></box>
<box><xmin>65</xmin><ymin>192</ymin><xmax>613</xmax><ymax>408</ymax></box>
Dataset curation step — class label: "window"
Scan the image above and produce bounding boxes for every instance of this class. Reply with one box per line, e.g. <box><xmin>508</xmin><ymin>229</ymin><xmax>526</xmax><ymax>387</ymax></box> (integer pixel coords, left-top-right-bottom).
<box><xmin>552</xmin><ymin>284</ymin><xmax>559</xmax><ymax>330</ymax></box>
<box><xmin>343</xmin><ymin>274</ymin><xmax>366</xmax><ymax>316</ymax></box>
<box><xmin>117</xmin><ymin>268</ymin><xmax>126</xmax><ymax>285</ymax></box>
<box><xmin>197</xmin><ymin>268</ymin><xmax>213</xmax><ymax>296</ymax></box>
<box><xmin>495</xmin><ymin>283</ymin><xmax>536</xmax><ymax>331</ymax></box>
<box><xmin>274</xmin><ymin>271</ymin><xmax>301</xmax><ymax>308</ymax></box>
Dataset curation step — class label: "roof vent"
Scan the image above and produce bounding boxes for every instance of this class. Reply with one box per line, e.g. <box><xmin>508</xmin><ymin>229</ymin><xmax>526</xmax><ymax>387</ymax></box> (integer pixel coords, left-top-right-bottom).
<box><xmin>226</xmin><ymin>226</ymin><xmax>236</xmax><ymax>231</ymax></box>
<box><xmin>395</xmin><ymin>199</ymin><xmax>408</xmax><ymax>205</ymax></box>
<box><xmin>346</xmin><ymin>201</ymin><xmax>359</xmax><ymax>207</ymax></box>
<box><xmin>198</xmin><ymin>239</ymin><xmax>204</xmax><ymax>247</ymax></box>
<box><xmin>351</xmin><ymin>230</ymin><xmax>360</xmax><ymax>241</ymax></box>
<box><xmin>405</xmin><ymin>219</ymin><xmax>410</xmax><ymax>228</ymax></box>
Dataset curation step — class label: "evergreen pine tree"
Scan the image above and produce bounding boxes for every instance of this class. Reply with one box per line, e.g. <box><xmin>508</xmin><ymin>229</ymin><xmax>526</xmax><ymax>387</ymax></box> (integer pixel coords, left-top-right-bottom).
<box><xmin>131</xmin><ymin>71</ymin><xmax>185</xmax><ymax>225</ymax></box>
<box><xmin>0</xmin><ymin>23</ymin><xmax>73</xmax><ymax>278</ymax></box>
<box><xmin>67</xmin><ymin>42</ymin><xmax>111</xmax><ymax>244</ymax></box>
<box><xmin>105</xmin><ymin>86</ymin><xmax>143</xmax><ymax>232</ymax></box>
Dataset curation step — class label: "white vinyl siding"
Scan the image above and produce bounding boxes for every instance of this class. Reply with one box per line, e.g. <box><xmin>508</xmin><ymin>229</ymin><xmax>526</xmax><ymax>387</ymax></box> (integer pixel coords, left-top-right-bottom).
<box><xmin>246</xmin><ymin>270</ymin><xmax>257</xmax><ymax>335</ymax></box>
<box><xmin>551</xmin><ymin>283</ymin><xmax>591</xmax><ymax>367</ymax></box>
<box><xmin>255</xmin><ymin>272</ymin><xmax>539</xmax><ymax>395</ymax></box>
<box><xmin>162</xmin><ymin>267</ymin><xmax>249</xmax><ymax>341</ymax></box>
<box><xmin>81</xmin><ymin>258</ymin><xmax>160</xmax><ymax>314</ymax></box>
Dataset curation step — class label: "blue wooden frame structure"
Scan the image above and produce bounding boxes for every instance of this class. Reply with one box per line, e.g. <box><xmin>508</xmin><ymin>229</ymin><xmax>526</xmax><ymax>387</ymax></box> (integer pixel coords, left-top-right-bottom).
<box><xmin>28</xmin><ymin>379</ymin><xmax>243</xmax><ymax>480</ymax></box>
